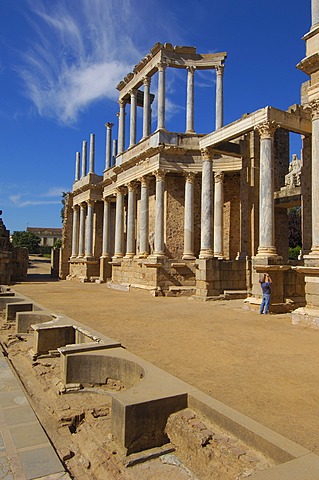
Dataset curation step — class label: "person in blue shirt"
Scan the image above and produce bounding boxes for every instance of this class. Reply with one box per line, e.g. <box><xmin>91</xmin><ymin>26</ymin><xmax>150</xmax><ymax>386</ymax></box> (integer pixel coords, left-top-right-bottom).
<box><xmin>259</xmin><ymin>273</ymin><xmax>272</xmax><ymax>314</ymax></box>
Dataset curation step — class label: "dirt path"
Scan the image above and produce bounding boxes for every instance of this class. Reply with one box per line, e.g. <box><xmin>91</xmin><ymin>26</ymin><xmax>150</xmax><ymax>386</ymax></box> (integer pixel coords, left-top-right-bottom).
<box><xmin>12</xmin><ymin>257</ymin><xmax>319</xmax><ymax>456</ymax></box>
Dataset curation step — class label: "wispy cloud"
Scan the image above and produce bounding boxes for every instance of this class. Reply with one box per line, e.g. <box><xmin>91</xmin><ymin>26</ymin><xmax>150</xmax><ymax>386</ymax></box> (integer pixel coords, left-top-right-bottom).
<box><xmin>9</xmin><ymin>187</ymin><xmax>66</xmax><ymax>207</ymax></box>
<box><xmin>17</xmin><ymin>0</ymin><xmax>143</xmax><ymax>124</ymax></box>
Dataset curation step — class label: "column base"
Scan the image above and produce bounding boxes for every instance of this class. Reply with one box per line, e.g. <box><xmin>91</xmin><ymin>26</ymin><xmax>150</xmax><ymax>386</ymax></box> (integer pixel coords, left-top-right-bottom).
<box><xmin>124</xmin><ymin>253</ymin><xmax>135</xmax><ymax>259</ymax></box>
<box><xmin>199</xmin><ymin>249</ymin><xmax>214</xmax><ymax>259</ymax></box>
<box><xmin>182</xmin><ymin>253</ymin><xmax>196</xmax><ymax>260</ymax></box>
<box><xmin>256</xmin><ymin>246</ymin><xmax>277</xmax><ymax>257</ymax></box>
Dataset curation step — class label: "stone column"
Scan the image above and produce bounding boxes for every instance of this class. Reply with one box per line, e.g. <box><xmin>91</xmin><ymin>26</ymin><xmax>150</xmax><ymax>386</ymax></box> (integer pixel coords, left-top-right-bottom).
<box><xmin>153</xmin><ymin>170</ymin><xmax>166</xmax><ymax>256</ymax></box>
<box><xmin>157</xmin><ymin>62</ymin><xmax>166</xmax><ymax>130</ymax></box>
<box><xmin>309</xmin><ymin>102</ymin><xmax>319</xmax><ymax>256</ymax></box>
<box><xmin>183</xmin><ymin>172</ymin><xmax>195</xmax><ymax>259</ymax></box>
<box><xmin>85</xmin><ymin>200</ymin><xmax>94</xmax><ymax>257</ymax></box>
<box><xmin>112</xmin><ymin>139</ymin><xmax>117</xmax><ymax>167</ymax></box>
<box><xmin>81</xmin><ymin>141</ymin><xmax>87</xmax><ymax>178</ymax></box>
<box><xmin>312</xmin><ymin>0</ymin><xmax>319</xmax><ymax>28</ymax></box>
<box><xmin>213</xmin><ymin>171</ymin><xmax>224</xmax><ymax>258</ymax></box>
<box><xmin>200</xmin><ymin>148</ymin><xmax>214</xmax><ymax>258</ymax></box>
<box><xmin>101</xmin><ymin>198</ymin><xmax>110</xmax><ymax>257</ymax></box>
<box><xmin>78</xmin><ymin>203</ymin><xmax>86</xmax><ymax>257</ymax></box>
<box><xmin>118</xmin><ymin>100</ymin><xmax>126</xmax><ymax>154</ymax></box>
<box><xmin>114</xmin><ymin>187</ymin><xmax>125</xmax><ymax>258</ymax></box>
<box><xmin>71</xmin><ymin>205</ymin><xmax>80</xmax><ymax>258</ymax></box>
<box><xmin>215</xmin><ymin>65</ymin><xmax>224</xmax><ymax>130</ymax></box>
<box><xmin>75</xmin><ymin>152</ymin><xmax>80</xmax><ymax>181</ymax></box>
<box><xmin>186</xmin><ymin>66</ymin><xmax>195</xmax><ymax>133</ymax></box>
<box><xmin>105</xmin><ymin>123</ymin><xmax>114</xmax><ymax>170</ymax></box>
<box><xmin>88</xmin><ymin>133</ymin><xmax>95</xmax><ymax>174</ymax></box>
<box><xmin>143</xmin><ymin>76</ymin><xmax>151</xmax><ymax>138</ymax></box>
<box><xmin>139</xmin><ymin>176</ymin><xmax>150</xmax><ymax>257</ymax></box>
<box><xmin>125</xmin><ymin>182</ymin><xmax>137</xmax><ymax>258</ymax></box>
<box><xmin>129</xmin><ymin>89</ymin><xmax>137</xmax><ymax>147</ymax></box>
<box><xmin>255</xmin><ymin>122</ymin><xmax>278</xmax><ymax>257</ymax></box>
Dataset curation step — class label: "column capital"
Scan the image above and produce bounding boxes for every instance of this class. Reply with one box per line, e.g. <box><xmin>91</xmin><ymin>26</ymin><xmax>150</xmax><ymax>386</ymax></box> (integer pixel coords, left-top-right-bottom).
<box><xmin>154</xmin><ymin>169</ymin><xmax>166</xmax><ymax>181</ymax></box>
<box><xmin>105</xmin><ymin>122</ymin><xmax>114</xmax><ymax>129</ymax></box>
<box><xmin>184</xmin><ymin>172</ymin><xmax>196</xmax><ymax>183</ymax></box>
<box><xmin>215</xmin><ymin>64</ymin><xmax>224</xmax><ymax>76</ymax></box>
<box><xmin>115</xmin><ymin>186</ymin><xmax>126</xmax><ymax>196</ymax></box>
<box><xmin>129</xmin><ymin>88</ymin><xmax>138</xmax><ymax>97</ymax></box>
<box><xmin>118</xmin><ymin>99</ymin><xmax>126</xmax><ymax>108</ymax></box>
<box><xmin>143</xmin><ymin>76</ymin><xmax>151</xmax><ymax>86</ymax></box>
<box><xmin>255</xmin><ymin>121</ymin><xmax>278</xmax><ymax>139</ymax></box>
<box><xmin>157</xmin><ymin>61</ymin><xmax>167</xmax><ymax>72</ymax></box>
<box><xmin>214</xmin><ymin>171</ymin><xmax>224</xmax><ymax>184</ymax></box>
<box><xmin>201</xmin><ymin>147</ymin><xmax>214</xmax><ymax>161</ymax></box>
<box><xmin>127</xmin><ymin>181</ymin><xmax>138</xmax><ymax>192</ymax></box>
<box><xmin>187</xmin><ymin>65</ymin><xmax>196</xmax><ymax>74</ymax></box>
<box><xmin>310</xmin><ymin>100</ymin><xmax>319</xmax><ymax>120</ymax></box>
<box><xmin>140</xmin><ymin>175</ymin><xmax>151</xmax><ymax>187</ymax></box>
<box><xmin>87</xmin><ymin>199</ymin><xmax>95</xmax><ymax>207</ymax></box>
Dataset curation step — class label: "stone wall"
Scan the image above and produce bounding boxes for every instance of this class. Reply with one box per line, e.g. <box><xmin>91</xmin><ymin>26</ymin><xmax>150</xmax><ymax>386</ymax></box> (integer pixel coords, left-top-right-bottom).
<box><xmin>60</xmin><ymin>193</ymin><xmax>73</xmax><ymax>279</ymax></box>
<box><xmin>224</xmin><ymin>173</ymin><xmax>240</xmax><ymax>260</ymax></box>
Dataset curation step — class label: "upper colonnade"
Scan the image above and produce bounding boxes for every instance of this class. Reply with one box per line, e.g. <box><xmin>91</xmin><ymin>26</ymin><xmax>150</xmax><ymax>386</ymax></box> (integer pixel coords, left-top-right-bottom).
<box><xmin>115</xmin><ymin>43</ymin><xmax>227</xmax><ymax>155</ymax></box>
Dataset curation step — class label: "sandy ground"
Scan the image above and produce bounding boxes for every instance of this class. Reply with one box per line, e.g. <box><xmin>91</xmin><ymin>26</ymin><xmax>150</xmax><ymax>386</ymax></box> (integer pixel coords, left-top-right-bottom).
<box><xmin>11</xmin><ymin>257</ymin><xmax>319</xmax><ymax>456</ymax></box>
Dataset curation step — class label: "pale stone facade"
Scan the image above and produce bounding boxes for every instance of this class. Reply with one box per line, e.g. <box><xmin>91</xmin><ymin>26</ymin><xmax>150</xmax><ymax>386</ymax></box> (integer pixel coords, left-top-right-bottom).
<box><xmin>0</xmin><ymin>213</ymin><xmax>28</xmax><ymax>283</ymax></box>
<box><xmin>61</xmin><ymin>29</ymin><xmax>318</xmax><ymax>316</ymax></box>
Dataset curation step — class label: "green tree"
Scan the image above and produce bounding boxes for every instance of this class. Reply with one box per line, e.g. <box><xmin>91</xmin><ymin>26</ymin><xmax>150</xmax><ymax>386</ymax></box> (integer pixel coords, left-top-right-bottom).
<box><xmin>11</xmin><ymin>231</ymin><xmax>41</xmax><ymax>254</ymax></box>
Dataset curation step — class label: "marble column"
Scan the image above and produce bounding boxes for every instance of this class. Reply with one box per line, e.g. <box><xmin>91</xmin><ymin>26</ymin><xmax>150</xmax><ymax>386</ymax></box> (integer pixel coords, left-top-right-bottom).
<box><xmin>75</xmin><ymin>152</ymin><xmax>80</xmax><ymax>181</ymax></box>
<box><xmin>89</xmin><ymin>133</ymin><xmax>95</xmax><ymax>174</ymax></box>
<box><xmin>153</xmin><ymin>170</ymin><xmax>165</xmax><ymax>256</ymax></box>
<box><xmin>105</xmin><ymin>123</ymin><xmax>114</xmax><ymax>170</ymax></box>
<box><xmin>312</xmin><ymin>0</ymin><xmax>319</xmax><ymax>28</ymax></box>
<box><xmin>215</xmin><ymin>65</ymin><xmax>224</xmax><ymax>130</ymax></box>
<box><xmin>183</xmin><ymin>172</ymin><xmax>195</xmax><ymax>259</ymax></box>
<box><xmin>139</xmin><ymin>176</ymin><xmax>150</xmax><ymax>257</ymax></box>
<box><xmin>309</xmin><ymin>101</ymin><xmax>319</xmax><ymax>256</ymax></box>
<box><xmin>112</xmin><ymin>139</ymin><xmax>117</xmax><ymax>167</ymax></box>
<box><xmin>143</xmin><ymin>76</ymin><xmax>151</xmax><ymax>138</ymax></box>
<box><xmin>157</xmin><ymin>62</ymin><xmax>166</xmax><ymax>130</ymax></box>
<box><xmin>85</xmin><ymin>200</ymin><xmax>94</xmax><ymax>257</ymax></box>
<box><xmin>200</xmin><ymin>148</ymin><xmax>214</xmax><ymax>258</ymax></box>
<box><xmin>101</xmin><ymin>198</ymin><xmax>110</xmax><ymax>257</ymax></box>
<box><xmin>81</xmin><ymin>141</ymin><xmax>87</xmax><ymax>178</ymax></box>
<box><xmin>186</xmin><ymin>66</ymin><xmax>195</xmax><ymax>133</ymax></box>
<box><xmin>255</xmin><ymin>122</ymin><xmax>278</xmax><ymax>257</ymax></box>
<box><xmin>129</xmin><ymin>89</ymin><xmax>137</xmax><ymax>147</ymax></box>
<box><xmin>118</xmin><ymin>100</ymin><xmax>126</xmax><ymax>154</ymax></box>
<box><xmin>114</xmin><ymin>187</ymin><xmax>125</xmax><ymax>258</ymax></box>
<box><xmin>78</xmin><ymin>203</ymin><xmax>86</xmax><ymax>257</ymax></box>
<box><xmin>71</xmin><ymin>205</ymin><xmax>80</xmax><ymax>258</ymax></box>
<box><xmin>213</xmin><ymin>171</ymin><xmax>224</xmax><ymax>258</ymax></box>
<box><xmin>125</xmin><ymin>182</ymin><xmax>137</xmax><ymax>258</ymax></box>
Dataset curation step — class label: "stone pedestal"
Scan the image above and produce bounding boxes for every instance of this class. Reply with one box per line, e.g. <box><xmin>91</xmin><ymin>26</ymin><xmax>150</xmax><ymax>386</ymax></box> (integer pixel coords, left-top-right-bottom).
<box><xmin>99</xmin><ymin>255</ymin><xmax>112</xmax><ymax>282</ymax></box>
<box><xmin>292</xmin><ymin>261</ymin><xmax>319</xmax><ymax>328</ymax></box>
<box><xmin>194</xmin><ymin>258</ymin><xmax>222</xmax><ymax>300</ymax></box>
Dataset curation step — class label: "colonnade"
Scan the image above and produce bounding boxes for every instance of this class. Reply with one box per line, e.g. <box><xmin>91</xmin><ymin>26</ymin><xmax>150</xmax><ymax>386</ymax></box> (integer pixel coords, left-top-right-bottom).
<box><xmin>115</xmin><ymin>62</ymin><xmax>224</xmax><ymax>155</ymax></box>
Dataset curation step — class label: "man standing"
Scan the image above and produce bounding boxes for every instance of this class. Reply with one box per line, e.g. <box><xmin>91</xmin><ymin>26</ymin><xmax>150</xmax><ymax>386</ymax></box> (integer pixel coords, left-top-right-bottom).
<box><xmin>259</xmin><ymin>273</ymin><xmax>272</xmax><ymax>314</ymax></box>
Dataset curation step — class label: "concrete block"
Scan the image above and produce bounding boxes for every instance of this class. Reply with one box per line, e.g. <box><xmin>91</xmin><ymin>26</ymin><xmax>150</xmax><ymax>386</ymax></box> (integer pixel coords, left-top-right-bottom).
<box><xmin>16</xmin><ymin>312</ymin><xmax>54</xmax><ymax>334</ymax></box>
<box><xmin>6</xmin><ymin>302</ymin><xmax>33</xmax><ymax>321</ymax></box>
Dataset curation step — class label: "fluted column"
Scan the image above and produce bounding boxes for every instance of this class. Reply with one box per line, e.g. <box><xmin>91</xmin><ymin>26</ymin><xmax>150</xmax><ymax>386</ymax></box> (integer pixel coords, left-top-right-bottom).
<box><xmin>215</xmin><ymin>65</ymin><xmax>224</xmax><ymax>130</ymax></box>
<box><xmin>71</xmin><ymin>205</ymin><xmax>80</xmax><ymax>258</ymax></box>
<box><xmin>312</xmin><ymin>0</ymin><xmax>319</xmax><ymax>28</ymax></box>
<box><xmin>101</xmin><ymin>198</ymin><xmax>110</xmax><ymax>257</ymax></box>
<box><xmin>75</xmin><ymin>152</ymin><xmax>80</xmax><ymax>181</ymax></box>
<box><xmin>213</xmin><ymin>171</ymin><xmax>224</xmax><ymax>258</ymax></box>
<box><xmin>129</xmin><ymin>89</ymin><xmax>137</xmax><ymax>147</ymax></box>
<box><xmin>186</xmin><ymin>66</ymin><xmax>195</xmax><ymax>133</ymax></box>
<box><xmin>78</xmin><ymin>203</ymin><xmax>86</xmax><ymax>257</ymax></box>
<box><xmin>157</xmin><ymin>62</ymin><xmax>166</xmax><ymax>130</ymax></box>
<box><xmin>89</xmin><ymin>133</ymin><xmax>95</xmax><ymax>174</ymax></box>
<box><xmin>81</xmin><ymin>141</ymin><xmax>87</xmax><ymax>178</ymax></box>
<box><xmin>143</xmin><ymin>76</ymin><xmax>151</xmax><ymax>138</ymax></box>
<box><xmin>105</xmin><ymin>123</ymin><xmax>114</xmax><ymax>170</ymax></box>
<box><xmin>125</xmin><ymin>182</ymin><xmax>137</xmax><ymax>258</ymax></box>
<box><xmin>255</xmin><ymin>122</ymin><xmax>278</xmax><ymax>257</ymax></box>
<box><xmin>309</xmin><ymin>101</ymin><xmax>319</xmax><ymax>256</ymax></box>
<box><xmin>153</xmin><ymin>170</ymin><xmax>166</xmax><ymax>256</ymax></box>
<box><xmin>200</xmin><ymin>148</ymin><xmax>214</xmax><ymax>258</ymax></box>
<box><xmin>118</xmin><ymin>100</ymin><xmax>126</xmax><ymax>154</ymax></box>
<box><xmin>139</xmin><ymin>176</ymin><xmax>150</xmax><ymax>257</ymax></box>
<box><xmin>114</xmin><ymin>187</ymin><xmax>125</xmax><ymax>258</ymax></box>
<box><xmin>183</xmin><ymin>172</ymin><xmax>195</xmax><ymax>259</ymax></box>
<box><xmin>85</xmin><ymin>200</ymin><xmax>94</xmax><ymax>257</ymax></box>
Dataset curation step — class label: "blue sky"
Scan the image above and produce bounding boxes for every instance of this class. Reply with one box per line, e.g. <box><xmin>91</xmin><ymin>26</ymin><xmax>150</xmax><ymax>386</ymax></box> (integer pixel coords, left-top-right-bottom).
<box><xmin>0</xmin><ymin>0</ymin><xmax>311</xmax><ymax>232</ymax></box>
